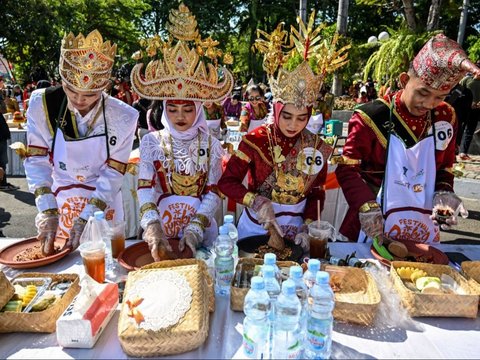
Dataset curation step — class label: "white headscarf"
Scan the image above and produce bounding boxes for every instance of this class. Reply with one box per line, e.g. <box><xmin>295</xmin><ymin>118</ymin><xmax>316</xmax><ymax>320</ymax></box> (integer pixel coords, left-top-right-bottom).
<box><xmin>161</xmin><ymin>100</ymin><xmax>209</xmax><ymax>141</ymax></box>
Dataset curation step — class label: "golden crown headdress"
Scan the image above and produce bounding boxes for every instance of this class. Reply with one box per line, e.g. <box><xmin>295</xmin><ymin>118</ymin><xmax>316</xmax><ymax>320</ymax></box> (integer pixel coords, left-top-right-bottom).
<box><xmin>130</xmin><ymin>3</ymin><xmax>234</xmax><ymax>102</ymax></box>
<box><xmin>255</xmin><ymin>12</ymin><xmax>350</xmax><ymax>108</ymax></box>
<box><xmin>59</xmin><ymin>30</ymin><xmax>117</xmax><ymax>92</ymax></box>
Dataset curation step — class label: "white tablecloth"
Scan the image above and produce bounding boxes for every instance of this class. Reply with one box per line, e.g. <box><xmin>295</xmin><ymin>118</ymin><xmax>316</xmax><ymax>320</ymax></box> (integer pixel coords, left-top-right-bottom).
<box><xmin>6</xmin><ymin>128</ymin><xmax>27</xmax><ymax>176</ymax></box>
<box><xmin>0</xmin><ymin>239</ymin><xmax>479</xmax><ymax>359</ymax></box>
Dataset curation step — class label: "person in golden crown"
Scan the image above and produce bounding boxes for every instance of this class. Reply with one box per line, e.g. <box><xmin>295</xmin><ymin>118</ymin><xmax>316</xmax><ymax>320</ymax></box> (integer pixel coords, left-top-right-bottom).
<box><xmin>335</xmin><ymin>34</ymin><xmax>480</xmax><ymax>243</ymax></box>
<box><xmin>218</xmin><ymin>14</ymin><xmax>349</xmax><ymax>252</ymax></box>
<box><xmin>132</xmin><ymin>4</ymin><xmax>233</xmax><ymax>260</ymax></box>
<box><xmin>24</xmin><ymin>30</ymin><xmax>139</xmax><ymax>255</ymax></box>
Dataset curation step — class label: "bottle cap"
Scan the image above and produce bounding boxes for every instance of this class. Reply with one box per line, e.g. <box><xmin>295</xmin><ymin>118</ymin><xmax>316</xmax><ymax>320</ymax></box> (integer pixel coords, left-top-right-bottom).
<box><xmin>308</xmin><ymin>258</ymin><xmax>320</xmax><ymax>272</ymax></box>
<box><xmin>290</xmin><ymin>266</ymin><xmax>303</xmax><ymax>279</ymax></box>
<box><xmin>282</xmin><ymin>279</ymin><xmax>296</xmax><ymax>295</ymax></box>
<box><xmin>224</xmin><ymin>214</ymin><xmax>234</xmax><ymax>223</ymax></box>
<box><xmin>94</xmin><ymin>211</ymin><xmax>104</xmax><ymax>220</ymax></box>
<box><xmin>316</xmin><ymin>271</ymin><xmax>330</xmax><ymax>284</ymax></box>
<box><xmin>263</xmin><ymin>265</ymin><xmax>275</xmax><ymax>278</ymax></box>
<box><xmin>219</xmin><ymin>225</ymin><xmax>228</xmax><ymax>235</ymax></box>
<box><xmin>264</xmin><ymin>253</ymin><xmax>276</xmax><ymax>265</ymax></box>
<box><xmin>250</xmin><ymin>276</ymin><xmax>265</xmax><ymax>290</ymax></box>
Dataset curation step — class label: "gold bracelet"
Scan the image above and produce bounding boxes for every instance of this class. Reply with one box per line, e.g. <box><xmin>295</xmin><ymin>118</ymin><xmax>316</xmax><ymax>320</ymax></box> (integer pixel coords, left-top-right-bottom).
<box><xmin>359</xmin><ymin>201</ymin><xmax>381</xmax><ymax>213</ymax></box>
<box><xmin>88</xmin><ymin>197</ymin><xmax>107</xmax><ymax>211</ymax></box>
<box><xmin>140</xmin><ymin>202</ymin><xmax>158</xmax><ymax>218</ymax></box>
<box><xmin>242</xmin><ymin>192</ymin><xmax>257</xmax><ymax>207</ymax></box>
<box><xmin>192</xmin><ymin>213</ymin><xmax>209</xmax><ymax>228</ymax></box>
<box><xmin>34</xmin><ymin>187</ymin><xmax>52</xmax><ymax>198</ymax></box>
<box><xmin>190</xmin><ymin>220</ymin><xmax>206</xmax><ymax>232</ymax></box>
<box><xmin>42</xmin><ymin>208</ymin><xmax>59</xmax><ymax>215</ymax></box>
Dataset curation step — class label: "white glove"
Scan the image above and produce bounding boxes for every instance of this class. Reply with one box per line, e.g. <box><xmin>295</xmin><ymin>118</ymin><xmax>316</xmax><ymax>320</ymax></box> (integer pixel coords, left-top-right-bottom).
<box><xmin>35</xmin><ymin>212</ymin><xmax>58</xmax><ymax>256</ymax></box>
<box><xmin>431</xmin><ymin>191</ymin><xmax>468</xmax><ymax>230</ymax></box>
<box><xmin>179</xmin><ymin>223</ymin><xmax>202</xmax><ymax>257</ymax></box>
<box><xmin>294</xmin><ymin>224</ymin><xmax>309</xmax><ymax>252</ymax></box>
<box><xmin>143</xmin><ymin>221</ymin><xmax>172</xmax><ymax>262</ymax></box>
<box><xmin>251</xmin><ymin>195</ymin><xmax>284</xmax><ymax>237</ymax></box>
<box><xmin>67</xmin><ymin>218</ymin><xmax>87</xmax><ymax>251</ymax></box>
<box><xmin>359</xmin><ymin>208</ymin><xmax>384</xmax><ymax>241</ymax></box>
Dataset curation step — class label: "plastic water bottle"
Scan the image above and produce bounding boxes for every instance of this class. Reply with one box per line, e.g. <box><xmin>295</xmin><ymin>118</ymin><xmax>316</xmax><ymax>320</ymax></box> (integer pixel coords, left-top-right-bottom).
<box><xmin>214</xmin><ymin>225</ymin><xmax>234</xmax><ymax>296</ymax></box>
<box><xmin>262</xmin><ymin>265</ymin><xmax>281</xmax><ymax>308</ymax></box>
<box><xmin>263</xmin><ymin>253</ymin><xmax>282</xmax><ymax>283</ymax></box>
<box><xmin>93</xmin><ymin>211</ymin><xmax>114</xmax><ymax>276</ymax></box>
<box><xmin>290</xmin><ymin>266</ymin><xmax>308</xmax><ymax>329</ymax></box>
<box><xmin>304</xmin><ymin>271</ymin><xmax>335</xmax><ymax>360</ymax></box>
<box><xmin>272</xmin><ymin>279</ymin><xmax>303</xmax><ymax>359</ymax></box>
<box><xmin>242</xmin><ymin>276</ymin><xmax>271</xmax><ymax>359</ymax></box>
<box><xmin>223</xmin><ymin>215</ymin><xmax>238</xmax><ymax>261</ymax></box>
<box><xmin>303</xmin><ymin>259</ymin><xmax>320</xmax><ymax>289</ymax></box>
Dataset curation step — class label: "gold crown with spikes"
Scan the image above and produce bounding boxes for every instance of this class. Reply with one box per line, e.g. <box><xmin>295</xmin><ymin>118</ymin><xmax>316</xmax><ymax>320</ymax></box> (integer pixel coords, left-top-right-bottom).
<box><xmin>255</xmin><ymin>13</ymin><xmax>350</xmax><ymax>108</ymax></box>
<box><xmin>130</xmin><ymin>3</ymin><xmax>234</xmax><ymax>102</ymax></box>
<box><xmin>59</xmin><ymin>30</ymin><xmax>117</xmax><ymax>92</ymax></box>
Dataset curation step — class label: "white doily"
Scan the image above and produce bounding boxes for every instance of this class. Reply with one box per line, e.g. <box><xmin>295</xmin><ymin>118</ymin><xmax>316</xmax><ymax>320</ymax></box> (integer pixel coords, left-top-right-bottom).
<box><xmin>126</xmin><ymin>270</ymin><xmax>193</xmax><ymax>331</ymax></box>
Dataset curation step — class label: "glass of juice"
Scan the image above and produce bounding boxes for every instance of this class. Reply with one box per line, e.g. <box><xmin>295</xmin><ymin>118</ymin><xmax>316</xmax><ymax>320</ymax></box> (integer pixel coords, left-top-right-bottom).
<box><xmin>308</xmin><ymin>220</ymin><xmax>335</xmax><ymax>259</ymax></box>
<box><xmin>110</xmin><ymin>220</ymin><xmax>126</xmax><ymax>258</ymax></box>
<box><xmin>79</xmin><ymin>241</ymin><xmax>106</xmax><ymax>283</ymax></box>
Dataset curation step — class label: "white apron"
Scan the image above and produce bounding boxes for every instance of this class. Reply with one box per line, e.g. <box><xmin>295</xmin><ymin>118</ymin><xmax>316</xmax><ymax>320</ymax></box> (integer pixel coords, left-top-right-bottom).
<box><xmin>358</xmin><ymin>131</ymin><xmax>439</xmax><ymax>243</ymax></box>
<box><xmin>157</xmin><ymin>194</ymin><xmax>218</xmax><ymax>247</ymax></box>
<box><xmin>206</xmin><ymin>119</ymin><xmax>222</xmax><ymax>140</ymax></box>
<box><xmin>248</xmin><ymin>117</ymin><xmax>267</xmax><ymax>132</ymax></box>
<box><xmin>52</xmin><ymin>124</ymin><xmax>123</xmax><ymax>241</ymax></box>
<box><xmin>237</xmin><ymin>199</ymin><xmax>306</xmax><ymax>241</ymax></box>
<box><xmin>306</xmin><ymin>113</ymin><xmax>324</xmax><ymax>134</ymax></box>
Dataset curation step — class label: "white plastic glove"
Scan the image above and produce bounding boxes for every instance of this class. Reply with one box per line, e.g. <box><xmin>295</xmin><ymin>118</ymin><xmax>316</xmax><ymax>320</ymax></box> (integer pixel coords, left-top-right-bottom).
<box><xmin>294</xmin><ymin>224</ymin><xmax>309</xmax><ymax>253</ymax></box>
<box><xmin>67</xmin><ymin>218</ymin><xmax>87</xmax><ymax>251</ymax></box>
<box><xmin>431</xmin><ymin>191</ymin><xmax>469</xmax><ymax>230</ymax></box>
<box><xmin>35</xmin><ymin>212</ymin><xmax>58</xmax><ymax>256</ymax></box>
<box><xmin>251</xmin><ymin>195</ymin><xmax>284</xmax><ymax>237</ymax></box>
<box><xmin>359</xmin><ymin>208</ymin><xmax>384</xmax><ymax>242</ymax></box>
<box><xmin>142</xmin><ymin>221</ymin><xmax>172</xmax><ymax>262</ymax></box>
<box><xmin>179</xmin><ymin>223</ymin><xmax>202</xmax><ymax>257</ymax></box>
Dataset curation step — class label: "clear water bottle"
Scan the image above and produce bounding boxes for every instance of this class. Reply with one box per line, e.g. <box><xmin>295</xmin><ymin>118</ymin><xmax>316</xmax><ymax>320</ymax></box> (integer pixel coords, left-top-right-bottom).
<box><xmin>263</xmin><ymin>253</ymin><xmax>281</xmax><ymax>283</ymax></box>
<box><xmin>262</xmin><ymin>265</ymin><xmax>281</xmax><ymax>307</ymax></box>
<box><xmin>303</xmin><ymin>259</ymin><xmax>320</xmax><ymax>289</ymax></box>
<box><xmin>223</xmin><ymin>214</ymin><xmax>238</xmax><ymax>261</ymax></box>
<box><xmin>242</xmin><ymin>276</ymin><xmax>271</xmax><ymax>359</ymax></box>
<box><xmin>304</xmin><ymin>271</ymin><xmax>335</xmax><ymax>360</ymax></box>
<box><xmin>290</xmin><ymin>266</ymin><xmax>308</xmax><ymax>329</ymax></box>
<box><xmin>214</xmin><ymin>225</ymin><xmax>234</xmax><ymax>296</ymax></box>
<box><xmin>93</xmin><ymin>211</ymin><xmax>114</xmax><ymax>276</ymax></box>
<box><xmin>272</xmin><ymin>279</ymin><xmax>303</xmax><ymax>359</ymax></box>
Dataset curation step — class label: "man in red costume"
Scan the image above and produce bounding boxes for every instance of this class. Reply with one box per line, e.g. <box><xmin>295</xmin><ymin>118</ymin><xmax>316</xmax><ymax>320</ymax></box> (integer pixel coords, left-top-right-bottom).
<box><xmin>336</xmin><ymin>34</ymin><xmax>480</xmax><ymax>243</ymax></box>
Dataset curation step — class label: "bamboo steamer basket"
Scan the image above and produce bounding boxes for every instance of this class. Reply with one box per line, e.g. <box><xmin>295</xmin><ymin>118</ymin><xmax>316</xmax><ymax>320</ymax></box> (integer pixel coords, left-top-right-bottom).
<box><xmin>391</xmin><ymin>261</ymin><xmax>478</xmax><ymax>318</ymax></box>
<box><xmin>0</xmin><ymin>271</ymin><xmax>15</xmax><ymax>310</ymax></box>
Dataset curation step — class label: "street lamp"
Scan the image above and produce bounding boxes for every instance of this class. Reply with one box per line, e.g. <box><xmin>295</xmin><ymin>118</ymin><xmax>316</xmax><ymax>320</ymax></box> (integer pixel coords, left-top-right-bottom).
<box><xmin>378</xmin><ymin>31</ymin><xmax>390</xmax><ymax>41</ymax></box>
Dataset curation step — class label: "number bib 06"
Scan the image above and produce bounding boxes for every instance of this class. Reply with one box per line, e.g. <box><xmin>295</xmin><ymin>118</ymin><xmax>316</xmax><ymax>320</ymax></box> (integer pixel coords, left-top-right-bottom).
<box><xmin>301</xmin><ymin>147</ymin><xmax>324</xmax><ymax>175</ymax></box>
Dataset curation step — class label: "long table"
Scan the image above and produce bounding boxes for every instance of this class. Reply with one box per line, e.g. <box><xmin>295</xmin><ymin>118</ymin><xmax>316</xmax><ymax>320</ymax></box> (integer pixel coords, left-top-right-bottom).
<box><xmin>0</xmin><ymin>239</ymin><xmax>479</xmax><ymax>359</ymax></box>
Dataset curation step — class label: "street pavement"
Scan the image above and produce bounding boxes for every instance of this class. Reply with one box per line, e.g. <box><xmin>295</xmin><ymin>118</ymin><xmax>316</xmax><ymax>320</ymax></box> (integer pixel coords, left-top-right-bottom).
<box><xmin>1</xmin><ymin>169</ymin><xmax>479</xmax><ymax>244</ymax></box>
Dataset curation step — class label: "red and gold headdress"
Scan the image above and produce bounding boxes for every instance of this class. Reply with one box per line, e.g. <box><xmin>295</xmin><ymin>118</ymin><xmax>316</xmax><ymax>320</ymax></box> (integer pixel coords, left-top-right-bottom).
<box><xmin>130</xmin><ymin>3</ymin><xmax>234</xmax><ymax>102</ymax></box>
<box><xmin>59</xmin><ymin>30</ymin><xmax>116</xmax><ymax>92</ymax></box>
<box><xmin>255</xmin><ymin>12</ymin><xmax>350</xmax><ymax>108</ymax></box>
<box><xmin>413</xmin><ymin>34</ymin><xmax>480</xmax><ymax>91</ymax></box>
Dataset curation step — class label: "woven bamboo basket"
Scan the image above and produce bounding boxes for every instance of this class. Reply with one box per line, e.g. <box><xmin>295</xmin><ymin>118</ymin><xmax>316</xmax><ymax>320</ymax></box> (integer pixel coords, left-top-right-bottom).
<box><xmin>323</xmin><ymin>265</ymin><xmax>381</xmax><ymax>326</ymax></box>
<box><xmin>230</xmin><ymin>257</ymin><xmax>298</xmax><ymax>312</ymax></box>
<box><xmin>0</xmin><ymin>273</ymin><xmax>80</xmax><ymax>333</ymax></box>
<box><xmin>391</xmin><ymin>261</ymin><xmax>479</xmax><ymax>318</ymax></box>
<box><xmin>461</xmin><ymin>261</ymin><xmax>480</xmax><ymax>302</ymax></box>
<box><xmin>118</xmin><ymin>259</ymin><xmax>212</xmax><ymax>357</ymax></box>
<box><xmin>0</xmin><ymin>271</ymin><xmax>15</xmax><ymax>310</ymax></box>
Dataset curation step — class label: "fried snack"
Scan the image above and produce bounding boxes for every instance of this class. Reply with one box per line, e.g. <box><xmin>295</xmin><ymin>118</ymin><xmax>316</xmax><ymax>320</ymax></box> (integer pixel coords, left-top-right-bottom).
<box><xmin>14</xmin><ymin>244</ymin><xmax>60</xmax><ymax>262</ymax></box>
<box><xmin>157</xmin><ymin>246</ymin><xmax>175</xmax><ymax>260</ymax></box>
<box><xmin>255</xmin><ymin>244</ymin><xmax>292</xmax><ymax>261</ymax></box>
<box><xmin>266</xmin><ymin>224</ymin><xmax>285</xmax><ymax>251</ymax></box>
<box><xmin>31</xmin><ymin>294</ymin><xmax>57</xmax><ymax>312</ymax></box>
<box><xmin>387</xmin><ymin>241</ymin><xmax>408</xmax><ymax>258</ymax></box>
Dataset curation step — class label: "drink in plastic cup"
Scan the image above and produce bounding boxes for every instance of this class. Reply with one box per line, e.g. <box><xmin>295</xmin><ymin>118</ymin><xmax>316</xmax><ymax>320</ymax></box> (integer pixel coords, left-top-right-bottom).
<box><xmin>79</xmin><ymin>241</ymin><xmax>106</xmax><ymax>283</ymax></box>
<box><xmin>308</xmin><ymin>221</ymin><xmax>334</xmax><ymax>259</ymax></box>
<box><xmin>110</xmin><ymin>221</ymin><xmax>126</xmax><ymax>258</ymax></box>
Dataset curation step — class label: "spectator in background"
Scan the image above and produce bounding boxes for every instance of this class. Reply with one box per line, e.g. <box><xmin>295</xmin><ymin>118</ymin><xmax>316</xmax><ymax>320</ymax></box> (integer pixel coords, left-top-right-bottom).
<box><xmin>146</xmin><ymin>100</ymin><xmax>164</xmax><ymax>132</ymax></box>
<box><xmin>133</xmin><ymin>97</ymin><xmax>152</xmax><ymax>141</ymax></box>
<box><xmin>445</xmin><ymin>83</ymin><xmax>473</xmax><ymax>153</ymax></box>
<box><xmin>13</xmin><ymin>85</ymin><xmax>24</xmax><ymax>108</ymax></box>
<box><xmin>116</xmin><ymin>80</ymin><xmax>133</xmax><ymax>106</ymax></box>
<box><xmin>0</xmin><ymin>112</ymin><xmax>19</xmax><ymax>191</ymax></box>
<box><xmin>222</xmin><ymin>92</ymin><xmax>242</xmax><ymax>119</ymax></box>
<box><xmin>0</xmin><ymin>77</ymin><xmax>7</xmax><ymax>114</ymax></box>
<box><xmin>356</xmin><ymin>91</ymin><xmax>368</xmax><ymax>104</ymax></box>
<box><xmin>239</xmin><ymin>84</ymin><xmax>268</xmax><ymax>132</ymax></box>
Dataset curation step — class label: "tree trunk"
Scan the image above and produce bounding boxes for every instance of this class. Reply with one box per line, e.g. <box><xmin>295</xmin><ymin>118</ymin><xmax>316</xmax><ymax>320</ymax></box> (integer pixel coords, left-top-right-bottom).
<box><xmin>426</xmin><ymin>0</ymin><xmax>442</xmax><ymax>31</ymax></box>
<box><xmin>248</xmin><ymin>0</ymin><xmax>259</xmax><ymax>77</ymax></box>
<box><xmin>402</xmin><ymin>0</ymin><xmax>417</xmax><ymax>31</ymax></box>
<box><xmin>457</xmin><ymin>0</ymin><xmax>470</xmax><ymax>45</ymax></box>
<box><xmin>332</xmin><ymin>0</ymin><xmax>349</xmax><ymax>97</ymax></box>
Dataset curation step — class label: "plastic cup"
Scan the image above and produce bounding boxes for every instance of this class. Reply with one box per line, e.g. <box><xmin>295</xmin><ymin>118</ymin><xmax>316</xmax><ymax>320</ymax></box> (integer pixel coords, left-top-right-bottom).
<box><xmin>79</xmin><ymin>241</ymin><xmax>106</xmax><ymax>283</ymax></box>
<box><xmin>110</xmin><ymin>221</ymin><xmax>126</xmax><ymax>258</ymax></box>
<box><xmin>308</xmin><ymin>221</ymin><xmax>334</xmax><ymax>259</ymax></box>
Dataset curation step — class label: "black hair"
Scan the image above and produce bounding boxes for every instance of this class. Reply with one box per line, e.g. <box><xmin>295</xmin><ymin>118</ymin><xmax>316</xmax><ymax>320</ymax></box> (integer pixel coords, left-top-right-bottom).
<box><xmin>232</xmin><ymin>93</ymin><xmax>241</xmax><ymax>101</ymax></box>
<box><xmin>246</xmin><ymin>84</ymin><xmax>264</xmax><ymax>97</ymax></box>
<box><xmin>148</xmin><ymin>100</ymin><xmax>164</xmax><ymax>131</ymax></box>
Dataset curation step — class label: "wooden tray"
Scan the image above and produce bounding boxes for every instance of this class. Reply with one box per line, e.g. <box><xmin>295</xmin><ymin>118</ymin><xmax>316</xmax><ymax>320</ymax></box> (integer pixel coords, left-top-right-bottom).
<box><xmin>117</xmin><ymin>240</ymin><xmax>193</xmax><ymax>271</ymax></box>
<box><xmin>0</xmin><ymin>237</ymin><xmax>70</xmax><ymax>269</ymax></box>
